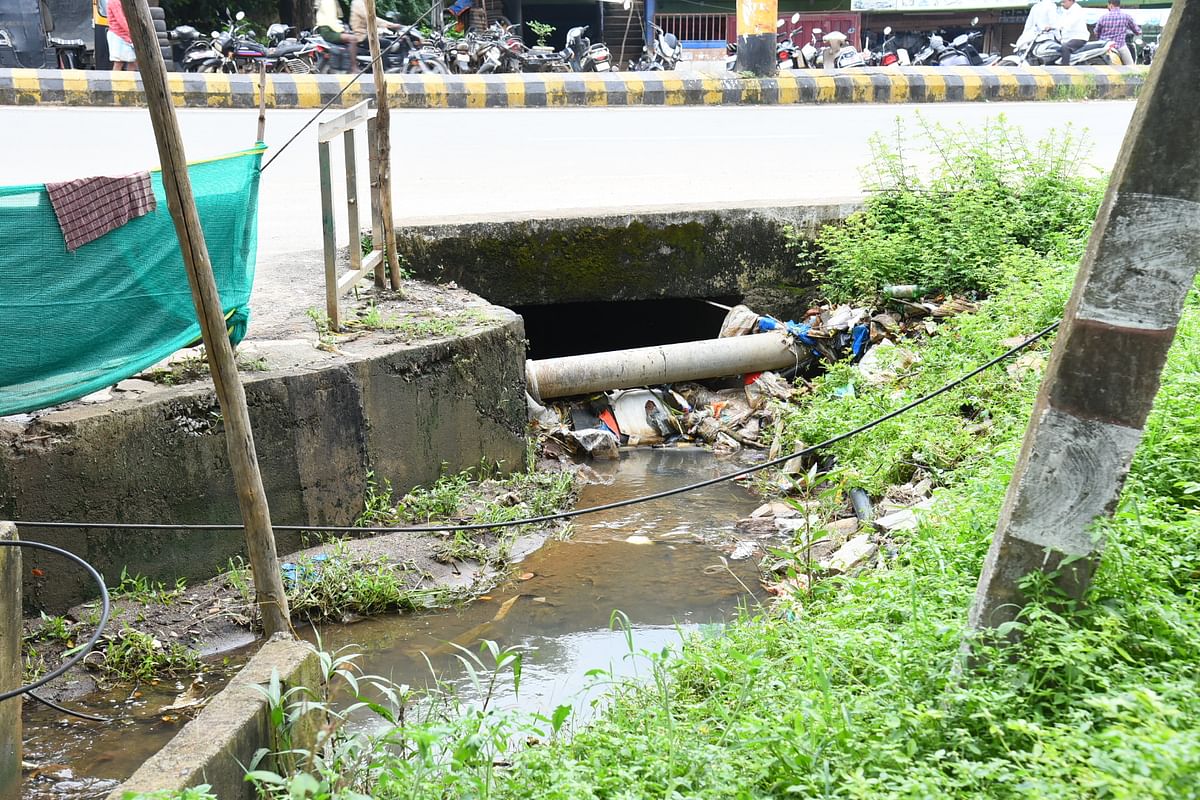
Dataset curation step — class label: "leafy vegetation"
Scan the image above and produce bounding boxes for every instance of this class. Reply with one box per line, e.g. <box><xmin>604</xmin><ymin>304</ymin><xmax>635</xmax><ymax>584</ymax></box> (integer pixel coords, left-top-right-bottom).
<box><xmin>810</xmin><ymin>115</ymin><xmax>1105</xmax><ymax>301</ymax></box>
<box><xmin>97</xmin><ymin>626</ymin><xmax>200</xmax><ymax>682</ymax></box>
<box><xmin>356</xmin><ymin>461</ymin><xmax>576</xmax><ymax>564</ymax></box>
<box><xmin>284</xmin><ymin>540</ymin><xmax>456</xmax><ymax>621</ymax></box>
<box><xmin>233</xmin><ymin>464</ymin><xmax>577</xmax><ymax>622</ymax></box>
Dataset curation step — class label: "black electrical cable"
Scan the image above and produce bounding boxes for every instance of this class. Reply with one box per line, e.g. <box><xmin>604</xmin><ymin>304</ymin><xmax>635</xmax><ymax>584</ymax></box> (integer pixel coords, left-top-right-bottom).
<box><xmin>11</xmin><ymin>320</ymin><xmax>1060</xmax><ymax>536</ymax></box>
<box><xmin>0</xmin><ymin>540</ymin><xmax>112</xmax><ymax>704</ymax></box>
<box><xmin>27</xmin><ymin>690</ymin><xmax>112</xmax><ymax>723</ymax></box>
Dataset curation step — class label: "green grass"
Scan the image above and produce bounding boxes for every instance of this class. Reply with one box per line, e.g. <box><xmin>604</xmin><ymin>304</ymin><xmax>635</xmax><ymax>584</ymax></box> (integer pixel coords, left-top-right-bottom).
<box><xmin>284</xmin><ymin>539</ymin><xmax>456</xmax><ymax>621</ymax></box>
<box><xmin>110</xmin><ymin>567</ymin><xmax>187</xmax><ymax>605</ymax></box>
<box><xmin>98</xmin><ymin>626</ymin><xmax>200</xmax><ymax>683</ymax></box>
<box><xmin>357</xmin><ymin>461</ymin><xmax>577</xmax><ymax>564</ymax></box>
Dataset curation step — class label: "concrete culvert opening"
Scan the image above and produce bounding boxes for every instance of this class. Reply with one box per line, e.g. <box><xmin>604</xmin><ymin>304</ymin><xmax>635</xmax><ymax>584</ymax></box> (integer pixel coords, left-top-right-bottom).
<box><xmin>514</xmin><ymin>298</ymin><xmax>740</xmax><ymax>360</ymax></box>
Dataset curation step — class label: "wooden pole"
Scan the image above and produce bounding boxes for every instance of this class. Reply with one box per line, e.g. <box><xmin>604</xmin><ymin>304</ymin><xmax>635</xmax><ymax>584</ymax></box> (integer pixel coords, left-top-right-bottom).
<box><xmin>362</xmin><ymin>0</ymin><xmax>404</xmax><ymax>295</ymax></box>
<box><xmin>125</xmin><ymin>0</ymin><xmax>292</xmax><ymax>637</ymax></box>
<box><xmin>256</xmin><ymin>63</ymin><xmax>268</xmax><ymax>143</ymax></box>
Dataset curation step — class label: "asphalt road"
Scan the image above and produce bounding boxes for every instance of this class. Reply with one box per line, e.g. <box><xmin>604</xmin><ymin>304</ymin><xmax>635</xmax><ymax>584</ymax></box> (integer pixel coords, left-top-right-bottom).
<box><xmin>4</xmin><ymin>102</ymin><xmax>1135</xmax><ymax>258</ymax></box>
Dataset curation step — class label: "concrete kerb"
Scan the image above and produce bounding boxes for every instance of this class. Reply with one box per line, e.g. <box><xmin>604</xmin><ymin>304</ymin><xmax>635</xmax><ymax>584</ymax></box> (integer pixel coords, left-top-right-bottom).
<box><xmin>0</xmin><ymin>66</ymin><xmax>1148</xmax><ymax>109</ymax></box>
<box><xmin>108</xmin><ymin>634</ymin><xmax>322</xmax><ymax>800</ymax></box>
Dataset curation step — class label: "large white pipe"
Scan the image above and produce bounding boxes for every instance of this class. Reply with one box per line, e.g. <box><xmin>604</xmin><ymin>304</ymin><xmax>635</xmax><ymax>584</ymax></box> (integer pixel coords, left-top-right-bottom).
<box><xmin>526</xmin><ymin>332</ymin><xmax>799</xmax><ymax>400</ymax></box>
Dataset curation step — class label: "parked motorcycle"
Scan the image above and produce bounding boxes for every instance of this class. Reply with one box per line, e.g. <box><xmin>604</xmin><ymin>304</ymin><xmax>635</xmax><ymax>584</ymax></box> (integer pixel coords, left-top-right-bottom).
<box><xmin>1133</xmin><ymin>35</ymin><xmax>1157</xmax><ymax>64</ymax></box>
<box><xmin>207</xmin><ymin>11</ymin><xmax>317</xmax><ymax>73</ymax></box>
<box><xmin>562</xmin><ymin>25</ymin><xmax>612</xmax><ymax>71</ymax></box>
<box><xmin>169</xmin><ymin>25</ymin><xmax>218</xmax><ymax>71</ymax></box>
<box><xmin>999</xmin><ymin>29</ymin><xmax>1116</xmax><ymax>66</ymax></box>
<box><xmin>314</xmin><ymin>24</ymin><xmax>443</xmax><ymax>73</ymax></box>
<box><xmin>865</xmin><ymin>27</ymin><xmax>920</xmax><ymax>66</ymax></box>
<box><xmin>629</xmin><ymin>22</ymin><xmax>681</xmax><ymax>71</ymax></box>
<box><xmin>937</xmin><ymin>30</ymin><xmax>998</xmax><ymax>66</ymax></box>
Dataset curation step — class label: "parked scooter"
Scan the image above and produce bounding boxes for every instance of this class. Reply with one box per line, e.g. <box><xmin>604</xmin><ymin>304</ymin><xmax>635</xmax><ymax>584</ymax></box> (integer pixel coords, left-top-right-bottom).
<box><xmin>562</xmin><ymin>25</ymin><xmax>612</xmax><ymax>71</ymax></box>
<box><xmin>864</xmin><ymin>26</ymin><xmax>903</xmax><ymax>66</ymax></box>
<box><xmin>1000</xmin><ymin>29</ymin><xmax>1116</xmax><ymax>66</ymax></box>
<box><xmin>775</xmin><ymin>13</ymin><xmax>801</xmax><ymax>69</ymax></box>
<box><xmin>629</xmin><ymin>22</ymin><xmax>681</xmax><ymax>70</ymax></box>
<box><xmin>929</xmin><ymin>19</ymin><xmax>997</xmax><ymax>66</ymax></box>
<box><xmin>820</xmin><ymin>30</ymin><xmax>865</xmax><ymax>69</ymax></box>
<box><xmin>797</xmin><ymin>26</ymin><xmax>823</xmax><ymax>68</ymax></box>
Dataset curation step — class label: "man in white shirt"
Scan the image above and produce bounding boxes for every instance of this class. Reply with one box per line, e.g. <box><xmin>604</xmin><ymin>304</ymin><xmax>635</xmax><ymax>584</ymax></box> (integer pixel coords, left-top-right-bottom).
<box><xmin>1056</xmin><ymin>0</ymin><xmax>1090</xmax><ymax>64</ymax></box>
<box><xmin>1018</xmin><ymin>0</ymin><xmax>1058</xmax><ymax>47</ymax></box>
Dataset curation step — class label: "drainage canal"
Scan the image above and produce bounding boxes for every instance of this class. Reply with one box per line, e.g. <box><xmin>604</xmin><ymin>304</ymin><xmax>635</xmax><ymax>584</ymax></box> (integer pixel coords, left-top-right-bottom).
<box><xmin>308</xmin><ymin>447</ymin><xmax>766</xmax><ymax>717</ymax></box>
<box><xmin>22</xmin><ymin>448</ymin><xmax>766</xmax><ymax>799</ymax></box>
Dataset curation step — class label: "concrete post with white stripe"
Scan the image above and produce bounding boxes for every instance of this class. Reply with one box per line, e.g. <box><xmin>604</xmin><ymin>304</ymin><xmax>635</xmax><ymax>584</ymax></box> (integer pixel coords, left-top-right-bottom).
<box><xmin>967</xmin><ymin>0</ymin><xmax>1200</xmax><ymax>633</ymax></box>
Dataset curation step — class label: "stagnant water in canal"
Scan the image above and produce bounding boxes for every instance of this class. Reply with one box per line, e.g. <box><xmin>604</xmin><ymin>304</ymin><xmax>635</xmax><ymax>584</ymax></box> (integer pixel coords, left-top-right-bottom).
<box><xmin>22</xmin><ymin>447</ymin><xmax>766</xmax><ymax>799</ymax></box>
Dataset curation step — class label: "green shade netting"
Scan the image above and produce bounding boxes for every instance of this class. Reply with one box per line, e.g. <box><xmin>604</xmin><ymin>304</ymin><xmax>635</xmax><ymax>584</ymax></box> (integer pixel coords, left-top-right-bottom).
<box><xmin>0</xmin><ymin>145</ymin><xmax>264</xmax><ymax>416</ymax></box>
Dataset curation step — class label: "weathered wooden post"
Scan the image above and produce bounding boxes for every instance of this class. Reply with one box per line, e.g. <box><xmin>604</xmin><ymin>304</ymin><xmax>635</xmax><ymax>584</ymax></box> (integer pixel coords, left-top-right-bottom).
<box><xmin>256</xmin><ymin>63</ymin><xmax>268</xmax><ymax>143</ymax></box>
<box><xmin>0</xmin><ymin>522</ymin><xmax>20</xmax><ymax>800</ymax></box>
<box><xmin>125</xmin><ymin>0</ymin><xmax>292</xmax><ymax>636</ymax></box>
<box><xmin>968</xmin><ymin>0</ymin><xmax>1200</xmax><ymax>635</ymax></box>
<box><xmin>363</xmin><ymin>0</ymin><xmax>403</xmax><ymax>294</ymax></box>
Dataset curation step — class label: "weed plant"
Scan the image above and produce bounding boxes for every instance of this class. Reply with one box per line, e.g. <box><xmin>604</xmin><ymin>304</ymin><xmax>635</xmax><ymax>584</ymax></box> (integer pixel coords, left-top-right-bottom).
<box><xmin>110</xmin><ymin>567</ymin><xmax>187</xmax><ymax>605</ymax></box>
<box><xmin>812</xmin><ymin>116</ymin><xmax>1106</xmax><ymax>301</ymax></box>
<box><xmin>357</xmin><ymin>462</ymin><xmax>576</xmax><ymax>564</ymax></box>
<box><xmin>98</xmin><ymin>626</ymin><xmax>200</xmax><ymax>683</ymax></box>
<box><xmin>285</xmin><ymin>540</ymin><xmax>455</xmax><ymax>621</ymax></box>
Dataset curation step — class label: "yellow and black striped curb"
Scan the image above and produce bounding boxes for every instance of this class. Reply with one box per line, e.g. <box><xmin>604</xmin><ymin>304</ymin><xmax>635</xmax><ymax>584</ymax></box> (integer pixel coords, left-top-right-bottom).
<box><xmin>0</xmin><ymin>65</ymin><xmax>1146</xmax><ymax>109</ymax></box>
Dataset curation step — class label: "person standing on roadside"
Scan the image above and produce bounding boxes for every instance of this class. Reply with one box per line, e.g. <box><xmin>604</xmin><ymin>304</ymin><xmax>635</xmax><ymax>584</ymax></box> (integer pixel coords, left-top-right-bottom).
<box><xmin>1056</xmin><ymin>0</ymin><xmax>1089</xmax><ymax>65</ymax></box>
<box><xmin>1093</xmin><ymin>0</ymin><xmax>1141</xmax><ymax>64</ymax></box>
<box><xmin>105</xmin><ymin>0</ymin><xmax>136</xmax><ymax>71</ymax></box>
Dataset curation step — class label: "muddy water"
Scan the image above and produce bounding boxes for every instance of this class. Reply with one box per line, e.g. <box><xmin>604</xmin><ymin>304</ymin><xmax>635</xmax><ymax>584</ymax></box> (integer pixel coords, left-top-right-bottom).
<box><xmin>20</xmin><ymin>677</ymin><xmax>242</xmax><ymax>799</ymax></box>
<box><xmin>21</xmin><ymin>447</ymin><xmax>765</xmax><ymax>797</ymax></box>
<box><xmin>311</xmin><ymin>446</ymin><xmax>767</xmax><ymax>718</ymax></box>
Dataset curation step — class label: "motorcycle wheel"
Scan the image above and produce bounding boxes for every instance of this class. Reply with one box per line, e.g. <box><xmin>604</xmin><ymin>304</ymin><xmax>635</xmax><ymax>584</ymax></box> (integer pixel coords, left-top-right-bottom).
<box><xmin>997</xmin><ymin>56</ymin><xmax>1022</xmax><ymax>67</ymax></box>
<box><xmin>405</xmin><ymin>60</ymin><xmax>448</xmax><ymax>74</ymax></box>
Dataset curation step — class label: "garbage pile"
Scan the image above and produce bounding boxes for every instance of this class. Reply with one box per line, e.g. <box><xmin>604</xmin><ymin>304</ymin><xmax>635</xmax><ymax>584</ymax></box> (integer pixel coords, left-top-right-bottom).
<box><xmin>532</xmin><ymin>292</ymin><xmax>978</xmax><ymax>460</ymax></box>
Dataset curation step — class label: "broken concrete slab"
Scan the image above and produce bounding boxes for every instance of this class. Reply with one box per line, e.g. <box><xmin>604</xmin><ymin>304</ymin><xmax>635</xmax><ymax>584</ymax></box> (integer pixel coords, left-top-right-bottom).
<box><xmin>873</xmin><ymin>498</ymin><xmax>936</xmax><ymax>533</ymax></box>
<box><xmin>821</xmin><ymin>534</ymin><xmax>879</xmax><ymax>574</ymax></box>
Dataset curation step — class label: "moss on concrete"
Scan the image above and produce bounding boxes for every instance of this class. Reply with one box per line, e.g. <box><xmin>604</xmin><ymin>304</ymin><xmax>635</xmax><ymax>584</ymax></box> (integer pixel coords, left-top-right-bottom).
<box><xmin>395</xmin><ymin>203</ymin><xmax>859</xmax><ymax>315</ymax></box>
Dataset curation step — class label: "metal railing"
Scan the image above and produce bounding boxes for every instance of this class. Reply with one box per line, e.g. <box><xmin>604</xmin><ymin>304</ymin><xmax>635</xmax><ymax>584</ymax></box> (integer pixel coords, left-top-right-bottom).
<box><xmin>654</xmin><ymin>13</ymin><xmax>732</xmax><ymax>44</ymax></box>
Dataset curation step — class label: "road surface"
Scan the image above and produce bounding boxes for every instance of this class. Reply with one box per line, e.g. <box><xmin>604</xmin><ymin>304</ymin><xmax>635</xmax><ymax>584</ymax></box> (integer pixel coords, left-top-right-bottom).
<box><xmin>2</xmin><ymin>102</ymin><xmax>1135</xmax><ymax>334</ymax></box>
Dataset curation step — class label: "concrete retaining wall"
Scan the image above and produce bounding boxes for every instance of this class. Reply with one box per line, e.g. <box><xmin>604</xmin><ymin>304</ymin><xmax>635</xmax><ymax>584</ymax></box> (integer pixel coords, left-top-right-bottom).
<box><xmin>1</xmin><ymin>313</ymin><xmax>528</xmax><ymax>612</ymax></box>
<box><xmin>0</xmin><ymin>522</ymin><xmax>19</xmax><ymax>800</ymax></box>
<box><xmin>0</xmin><ymin>65</ymin><xmax>1147</xmax><ymax>109</ymax></box>
<box><xmin>395</xmin><ymin>202</ymin><xmax>858</xmax><ymax>317</ymax></box>
<box><xmin>108</xmin><ymin>635</ymin><xmax>321</xmax><ymax>800</ymax></box>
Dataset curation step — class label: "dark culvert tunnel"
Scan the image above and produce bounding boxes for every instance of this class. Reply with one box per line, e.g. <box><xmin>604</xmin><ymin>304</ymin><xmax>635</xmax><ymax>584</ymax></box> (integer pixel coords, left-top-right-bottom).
<box><xmin>514</xmin><ymin>297</ymin><xmax>742</xmax><ymax>361</ymax></box>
